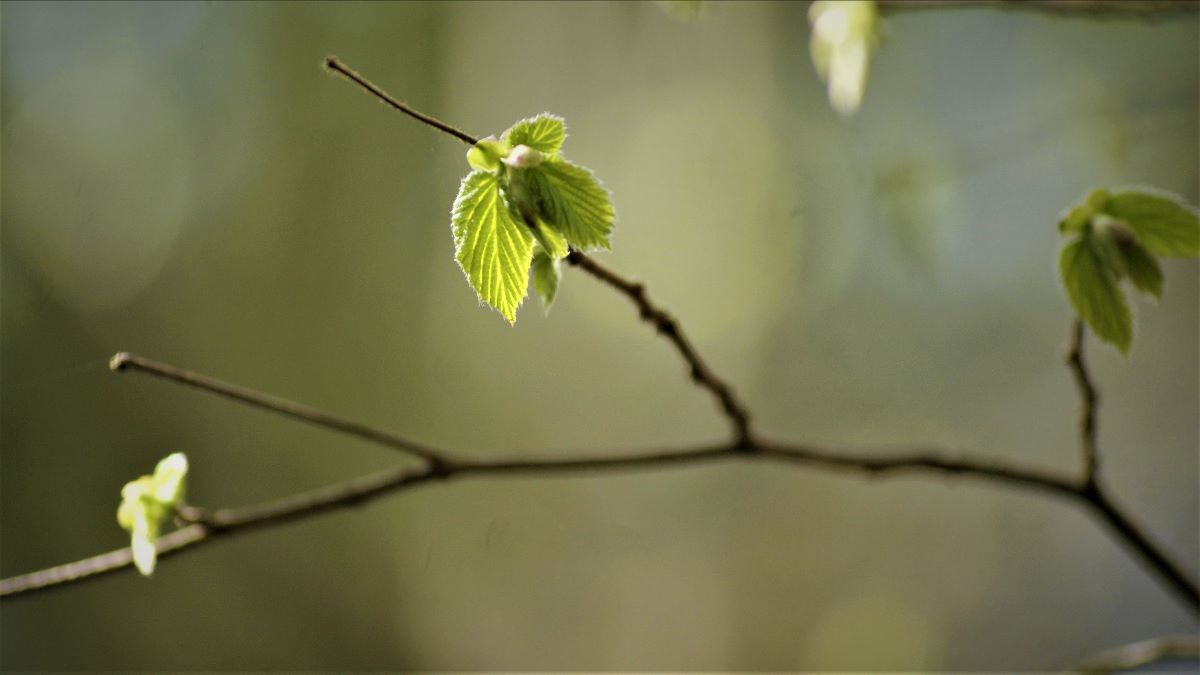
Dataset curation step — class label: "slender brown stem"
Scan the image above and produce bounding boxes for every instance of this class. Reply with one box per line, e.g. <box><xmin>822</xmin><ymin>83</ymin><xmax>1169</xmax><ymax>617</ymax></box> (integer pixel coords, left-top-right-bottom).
<box><xmin>1066</xmin><ymin>320</ymin><xmax>1099</xmax><ymax>483</ymax></box>
<box><xmin>1062</xmin><ymin>317</ymin><xmax>1198</xmax><ymax>609</ymax></box>
<box><xmin>877</xmin><ymin>0</ymin><xmax>1199</xmax><ymax>20</ymax></box>
<box><xmin>109</xmin><ymin>352</ymin><xmax>448</xmax><ymax>466</ymax></box>
<box><xmin>324</xmin><ymin>56</ymin><xmax>478</xmax><ymax>146</ymax></box>
<box><xmin>565</xmin><ymin>250</ymin><xmax>754</xmax><ymax>442</ymax></box>
<box><xmin>1080</xmin><ymin>480</ymin><xmax>1200</xmax><ymax>612</ymax></box>
<box><xmin>0</xmin><ymin>434</ymin><xmax>1083</xmax><ymax>599</ymax></box>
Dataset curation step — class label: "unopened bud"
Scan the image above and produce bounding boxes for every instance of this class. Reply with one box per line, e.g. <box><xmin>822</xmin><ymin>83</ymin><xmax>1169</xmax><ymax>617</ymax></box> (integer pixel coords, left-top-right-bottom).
<box><xmin>503</xmin><ymin>144</ymin><xmax>544</xmax><ymax>168</ymax></box>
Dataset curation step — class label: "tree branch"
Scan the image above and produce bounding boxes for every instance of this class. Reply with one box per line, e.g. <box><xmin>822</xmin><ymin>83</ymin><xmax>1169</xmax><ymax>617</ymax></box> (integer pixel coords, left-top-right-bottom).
<box><xmin>1080</xmin><ymin>480</ymin><xmax>1200</xmax><ymax>614</ymax></box>
<box><xmin>4</xmin><ymin>353</ymin><xmax>1195</xmax><ymax>607</ymax></box>
<box><xmin>1066</xmin><ymin>319</ymin><xmax>1099</xmax><ymax>484</ymax></box>
<box><xmin>0</xmin><ymin>429</ymin><xmax>1079</xmax><ymax>599</ymax></box>
<box><xmin>564</xmin><ymin>250</ymin><xmax>753</xmax><ymax>442</ymax></box>
<box><xmin>877</xmin><ymin>0</ymin><xmax>1200</xmax><ymax>20</ymax></box>
<box><xmin>109</xmin><ymin>352</ymin><xmax>448</xmax><ymax>467</ymax></box>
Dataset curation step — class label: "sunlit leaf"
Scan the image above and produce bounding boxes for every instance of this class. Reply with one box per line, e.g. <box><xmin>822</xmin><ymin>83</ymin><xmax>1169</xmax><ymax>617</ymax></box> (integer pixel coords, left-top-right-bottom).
<box><xmin>452</xmin><ymin>114</ymin><xmax>615</xmax><ymax>321</ymax></box>
<box><xmin>527</xmin><ymin>158</ymin><xmax>615</xmax><ymax>251</ymax></box>
<box><xmin>152</xmin><ymin>452</ymin><xmax>188</xmax><ymax>504</ymax></box>
<box><xmin>130</xmin><ymin>510</ymin><xmax>159</xmax><ymax>576</ymax></box>
<box><xmin>451</xmin><ymin>171</ymin><xmax>534</xmax><ymax>324</ymax></box>
<box><xmin>502</xmin><ymin>114</ymin><xmax>566</xmax><ymax>158</ymax></box>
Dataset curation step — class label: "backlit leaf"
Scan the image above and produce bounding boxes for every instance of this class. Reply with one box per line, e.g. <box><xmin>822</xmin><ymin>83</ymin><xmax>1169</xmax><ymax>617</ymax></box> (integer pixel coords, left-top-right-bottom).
<box><xmin>451</xmin><ymin>171</ymin><xmax>534</xmax><ymax>323</ymax></box>
<box><xmin>502</xmin><ymin>114</ymin><xmax>566</xmax><ymax>157</ymax></box>
<box><xmin>528</xmin><ymin>158</ymin><xmax>615</xmax><ymax>251</ymax></box>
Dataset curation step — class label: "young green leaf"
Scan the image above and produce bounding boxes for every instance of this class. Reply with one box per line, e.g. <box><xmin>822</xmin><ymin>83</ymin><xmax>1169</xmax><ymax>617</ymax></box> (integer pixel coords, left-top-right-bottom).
<box><xmin>531</xmin><ymin>247</ymin><xmax>562</xmax><ymax>311</ymax></box>
<box><xmin>502</xmin><ymin>114</ymin><xmax>566</xmax><ymax>157</ymax></box>
<box><xmin>1121</xmin><ymin>240</ymin><xmax>1164</xmax><ymax>300</ymax></box>
<box><xmin>452</xmin><ymin>113</ymin><xmax>615</xmax><ymax>322</ymax></box>
<box><xmin>531</xmin><ymin>216</ymin><xmax>569</xmax><ymax>260</ymax></box>
<box><xmin>504</xmin><ymin>167</ymin><xmax>569</xmax><ymax>259</ymax></box>
<box><xmin>1105</xmin><ymin>188</ymin><xmax>1199</xmax><ymax>257</ymax></box>
<box><xmin>1060</xmin><ymin>238</ymin><xmax>1132</xmax><ymax>354</ymax></box>
<box><xmin>116</xmin><ymin>452</ymin><xmax>189</xmax><ymax>576</ymax></box>
<box><xmin>527</xmin><ymin>158</ymin><xmax>615</xmax><ymax>251</ymax></box>
<box><xmin>451</xmin><ymin>171</ymin><xmax>534</xmax><ymax>324</ymax></box>
<box><xmin>117</xmin><ymin>476</ymin><xmax>161</xmax><ymax>576</ymax></box>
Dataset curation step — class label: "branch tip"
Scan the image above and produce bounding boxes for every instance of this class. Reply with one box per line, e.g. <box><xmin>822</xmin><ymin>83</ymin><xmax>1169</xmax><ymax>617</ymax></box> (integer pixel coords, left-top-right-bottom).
<box><xmin>324</xmin><ymin>56</ymin><xmax>478</xmax><ymax>145</ymax></box>
<box><xmin>109</xmin><ymin>352</ymin><xmax>132</xmax><ymax>372</ymax></box>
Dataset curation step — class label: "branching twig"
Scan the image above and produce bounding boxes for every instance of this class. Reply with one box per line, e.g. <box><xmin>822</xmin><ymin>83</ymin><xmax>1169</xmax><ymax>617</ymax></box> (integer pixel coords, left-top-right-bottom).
<box><xmin>0</xmin><ymin>424</ymin><xmax>1076</xmax><ymax>598</ymax></box>
<box><xmin>109</xmin><ymin>352</ymin><xmax>448</xmax><ymax>466</ymax></box>
<box><xmin>3</xmin><ymin>59</ymin><xmax>1196</xmax><ymax>625</ymax></box>
<box><xmin>325</xmin><ymin>57</ymin><xmax>755</xmax><ymax>443</ymax></box>
<box><xmin>1062</xmin><ymin>318</ymin><xmax>1199</xmax><ymax>611</ymax></box>
<box><xmin>4</xmin><ymin>353</ymin><xmax>1196</xmax><ymax>606</ymax></box>
<box><xmin>564</xmin><ymin>250</ymin><xmax>753</xmax><ymax>442</ymax></box>
<box><xmin>1066</xmin><ymin>319</ymin><xmax>1099</xmax><ymax>484</ymax></box>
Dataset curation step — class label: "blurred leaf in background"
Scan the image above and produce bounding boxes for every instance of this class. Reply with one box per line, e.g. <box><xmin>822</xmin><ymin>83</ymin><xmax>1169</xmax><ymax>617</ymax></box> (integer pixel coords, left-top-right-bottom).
<box><xmin>809</xmin><ymin>0</ymin><xmax>880</xmax><ymax>116</ymax></box>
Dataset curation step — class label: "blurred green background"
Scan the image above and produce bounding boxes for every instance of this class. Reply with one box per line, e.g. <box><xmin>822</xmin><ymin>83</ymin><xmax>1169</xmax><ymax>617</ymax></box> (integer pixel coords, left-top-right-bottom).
<box><xmin>2</xmin><ymin>1</ymin><xmax>1196</xmax><ymax>670</ymax></box>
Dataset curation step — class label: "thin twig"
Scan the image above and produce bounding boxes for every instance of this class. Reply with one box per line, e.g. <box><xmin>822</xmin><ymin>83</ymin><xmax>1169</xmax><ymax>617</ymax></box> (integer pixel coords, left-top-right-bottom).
<box><xmin>0</xmin><ymin>434</ymin><xmax>1081</xmax><ymax>599</ymax></box>
<box><xmin>1062</xmin><ymin>317</ymin><xmax>1199</xmax><ymax>609</ymax></box>
<box><xmin>1066</xmin><ymin>320</ymin><xmax>1099</xmax><ymax>484</ymax></box>
<box><xmin>8</xmin><ymin>428</ymin><xmax>1191</xmax><ymax>606</ymax></box>
<box><xmin>565</xmin><ymin>250</ymin><xmax>754</xmax><ymax>442</ymax></box>
<box><xmin>109</xmin><ymin>352</ymin><xmax>448</xmax><ymax>466</ymax></box>
<box><xmin>877</xmin><ymin>0</ymin><xmax>1199</xmax><ymax>20</ymax></box>
<box><xmin>1079</xmin><ymin>480</ymin><xmax>1200</xmax><ymax>613</ymax></box>
<box><xmin>6</xmin><ymin>343</ymin><xmax>1195</xmax><ymax>607</ymax></box>
<box><xmin>324</xmin><ymin>56</ymin><xmax>478</xmax><ymax>146</ymax></box>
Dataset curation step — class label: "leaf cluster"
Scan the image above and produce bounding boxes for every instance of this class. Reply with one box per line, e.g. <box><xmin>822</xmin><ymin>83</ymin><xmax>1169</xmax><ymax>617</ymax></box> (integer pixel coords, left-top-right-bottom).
<box><xmin>116</xmin><ymin>453</ymin><xmax>189</xmax><ymax>576</ymax></box>
<box><xmin>1058</xmin><ymin>188</ymin><xmax>1199</xmax><ymax>353</ymax></box>
<box><xmin>452</xmin><ymin>114</ymin><xmax>615</xmax><ymax>323</ymax></box>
